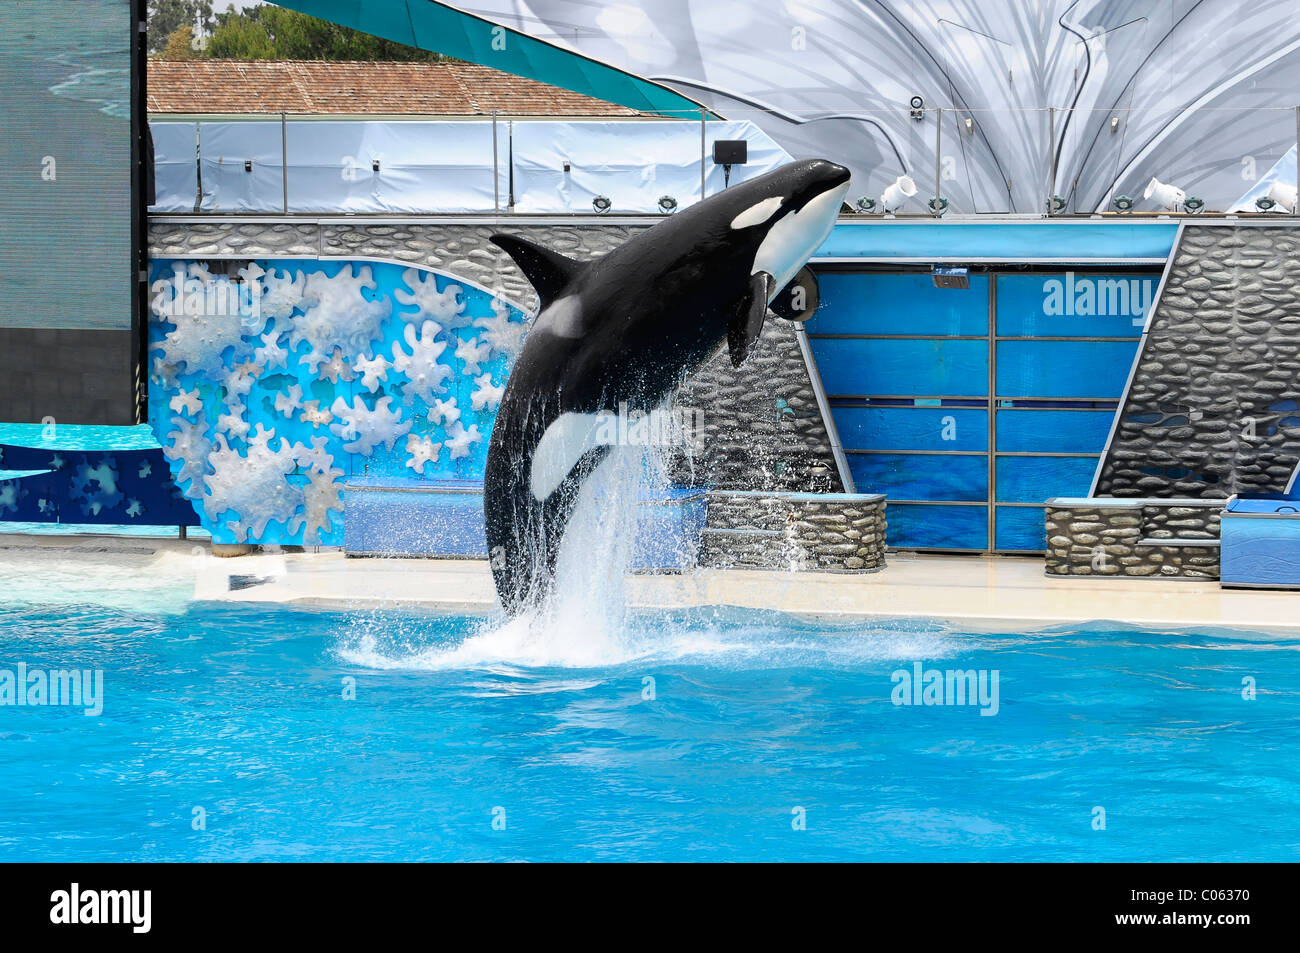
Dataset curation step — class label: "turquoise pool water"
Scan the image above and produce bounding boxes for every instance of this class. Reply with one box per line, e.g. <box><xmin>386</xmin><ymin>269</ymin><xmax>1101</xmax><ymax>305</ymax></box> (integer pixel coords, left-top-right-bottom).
<box><xmin>1</xmin><ymin>595</ymin><xmax>1296</xmax><ymax>861</ymax></box>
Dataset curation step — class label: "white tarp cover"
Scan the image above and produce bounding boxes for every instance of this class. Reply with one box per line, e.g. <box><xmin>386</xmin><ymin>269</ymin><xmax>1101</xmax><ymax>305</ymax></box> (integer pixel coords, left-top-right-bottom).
<box><xmin>149</xmin><ymin>119</ymin><xmax>791</xmax><ymax>214</ymax></box>
<box><xmin>151</xmin><ymin>121</ymin><xmax>198</xmax><ymax>212</ymax></box>
<box><xmin>198</xmin><ymin>121</ymin><xmax>288</xmax><ymax>213</ymax></box>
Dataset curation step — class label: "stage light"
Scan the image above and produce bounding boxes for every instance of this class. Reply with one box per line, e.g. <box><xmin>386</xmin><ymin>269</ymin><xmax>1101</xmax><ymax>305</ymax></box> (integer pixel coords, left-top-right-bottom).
<box><xmin>1256</xmin><ymin>195</ymin><xmax>1277</xmax><ymax>212</ymax></box>
<box><xmin>932</xmin><ymin>265</ymin><xmax>969</xmax><ymax>289</ymax></box>
<box><xmin>1144</xmin><ymin>176</ymin><xmax>1186</xmax><ymax>211</ymax></box>
<box><xmin>1048</xmin><ymin>194</ymin><xmax>1067</xmax><ymax>213</ymax></box>
<box><xmin>1183</xmin><ymin>196</ymin><xmax>1205</xmax><ymax>214</ymax></box>
<box><xmin>928</xmin><ymin>196</ymin><xmax>949</xmax><ymax>217</ymax></box>
<box><xmin>657</xmin><ymin>195</ymin><xmax>678</xmax><ymax>214</ymax></box>
<box><xmin>592</xmin><ymin>195</ymin><xmax>612</xmax><ymax>213</ymax></box>
<box><xmin>880</xmin><ymin>175</ymin><xmax>917</xmax><ymax>213</ymax></box>
<box><xmin>855</xmin><ymin>196</ymin><xmax>877</xmax><ymax>213</ymax></box>
<box><xmin>909</xmin><ymin>95</ymin><xmax>925</xmax><ymax>121</ymax></box>
<box><xmin>1113</xmin><ymin>194</ymin><xmax>1134</xmax><ymax>213</ymax></box>
<box><xmin>1267</xmin><ymin>181</ymin><xmax>1298</xmax><ymax>213</ymax></box>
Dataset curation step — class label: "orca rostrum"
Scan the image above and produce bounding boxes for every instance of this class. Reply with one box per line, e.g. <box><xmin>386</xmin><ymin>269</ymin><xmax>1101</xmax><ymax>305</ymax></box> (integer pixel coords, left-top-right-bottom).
<box><xmin>484</xmin><ymin>158</ymin><xmax>851</xmax><ymax>613</ymax></box>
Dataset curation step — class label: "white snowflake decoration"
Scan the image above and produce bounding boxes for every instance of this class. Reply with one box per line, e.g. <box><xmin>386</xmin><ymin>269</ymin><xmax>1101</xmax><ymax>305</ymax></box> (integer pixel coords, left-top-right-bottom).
<box><xmin>394</xmin><ymin>269</ymin><xmax>469</xmax><ymax>328</ymax></box>
<box><xmin>169</xmin><ymin>389</ymin><xmax>202</xmax><ymax>417</ymax></box>
<box><xmin>353</xmin><ymin>352</ymin><xmax>392</xmax><ymax>393</ymax></box>
<box><xmin>454</xmin><ymin>336</ymin><xmax>494</xmax><ymax>376</ymax></box>
<box><xmin>473</xmin><ymin>299</ymin><xmax>529</xmax><ymax>358</ymax></box>
<box><xmin>290</xmin><ymin>265</ymin><xmax>391</xmax><ymax>373</ymax></box>
<box><xmin>470</xmin><ymin>373</ymin><xmax>505</xmax><ymax>412</ymax></box>
<box><xmin>391</xmin><ymin>320</ymin><xmax>452</xmax><ymax>404</ymax></box>
<box><xmin>318</xmin><ymin>347</ymin><xmax>355</xmax><ymax>384</ymax></box>
<box><xmin>163</xmin><ymin>414</ymin><xmax>213</xmax><ymax>498</ymax></box>
<box><xmin>203</xmin><ymin>431</ymin><xmax>302</xmax><ymax>542</ymax></box>
<box><xmin>152</xmin><ymin>263</ymin><xmax>248</xmax><ymax>379</ymax></box>
<box><xmin>152</xmin><ymin>356</ymin><xmax>182</xmax><ymax>391</ymax></box>
<box><xmin>444</xmin><ymin>421</ymin><xmax>482</xmax><ymax>461</ymax></box>
<box><xmin>288</xmin><ymin>465</ymin><xmax>345</xmax><ymax>545</ymax></box>
<box><xmin>259</xmin><ymin>267</ymin><xmax>307</xmax><ymax>321</ymax></box>
<box><xmin>223</xmin><ymin>362</ymin><xmax>262</xmax><ymax>399</ymax></box>
<box><xmin>329</xmin><ymin>394</ymin><xmax>411</xmax><ymax>456</ymax></box>
<box><xmin>274</xmin><ymin>383</ymin><xmax>303</xmax><ymax>419</ymax></box>
<box><xmin>299</xmin><ymin>400</ymin><xmax>333</xmax><ymax>429</ymax></box>
<box><xmin>293</xmin><ymin>435</ymin><xmax>335</xmax><ymax>475</ymax></box>
<box><xmin>427</xmin><ymin>397</ymin><xmax>461</xmax><ymax>428</ymax></box>
<box><xmin>404</xmin><ymin>434</ymin><xmax>443</xmax><ymax>475</ymax></box>
<box><xmin>254</xmin><ymin>330</ymin><xmax>289</xmax><ymax>371</ymax></box>
<box><xmin>217</xmin><ymin>402</ymin><xmax>251</xmax><ymax>440</ymax></box>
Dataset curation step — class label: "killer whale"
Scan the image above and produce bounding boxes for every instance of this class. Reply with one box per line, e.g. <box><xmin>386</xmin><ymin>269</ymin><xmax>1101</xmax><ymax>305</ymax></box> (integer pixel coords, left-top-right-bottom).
<box><xmin>484</xmin><ymin>158</ymin><xmax>851</xmax><ymax>613</ymax></box>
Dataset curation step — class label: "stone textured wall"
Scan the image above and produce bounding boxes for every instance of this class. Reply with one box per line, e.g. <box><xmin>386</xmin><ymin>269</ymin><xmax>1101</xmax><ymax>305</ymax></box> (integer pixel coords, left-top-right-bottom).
<box><xmin>700</xmin><ymin>491</ymin><xmax>886</xmax><ymax>572</ymax></box>
<box><xmin>1044</xmin><ymin>500</ymin><xmax>1222</xmax><ymax>579</ymax></box>
<box><xmin>148</xmin><ymin>218</ymin><xmax>842</xmax><ymax>494</ymax></box>
<box><xmin>1096</xmin><ymin>224</ymin><xmax>1300</xmax><ymax>498</ymax></box>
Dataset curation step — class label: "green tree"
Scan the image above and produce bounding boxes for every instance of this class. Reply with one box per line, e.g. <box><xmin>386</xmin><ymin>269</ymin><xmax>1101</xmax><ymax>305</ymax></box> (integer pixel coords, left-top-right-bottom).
<box><xmin>204</xmin><ymin>5</ymin><xmax>451</xmax><ymax>62</ymax></box>
<box><xmin>159</xmin><ymin>23</ymin><xmax>203</xmax><ymax>60</ymax></box>
<box><xmin>147</xmin><ymin>0</ymin><xmax>215</xmax><ymax>55</ymax></box>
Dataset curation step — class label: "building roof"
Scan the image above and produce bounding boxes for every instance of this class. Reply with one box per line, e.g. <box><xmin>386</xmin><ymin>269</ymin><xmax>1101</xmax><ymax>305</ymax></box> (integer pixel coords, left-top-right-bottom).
<box><xmin>147</xmin><ymin>59</ymin><xmax>643</xmax><ymax>117</ymax></box>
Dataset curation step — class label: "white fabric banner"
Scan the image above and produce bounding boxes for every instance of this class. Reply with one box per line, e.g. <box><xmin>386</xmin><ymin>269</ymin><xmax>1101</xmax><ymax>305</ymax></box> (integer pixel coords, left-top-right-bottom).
<box><xmin>150</xmin><ymin>119</ymin><xmax>791</xmax><ymax>214</ymax></box>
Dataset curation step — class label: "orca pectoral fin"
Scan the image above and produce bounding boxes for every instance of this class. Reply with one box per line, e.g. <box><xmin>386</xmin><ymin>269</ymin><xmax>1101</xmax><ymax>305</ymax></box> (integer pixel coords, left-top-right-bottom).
<box><xmin>728</xmin><ymin>271</ymin><xmax>774</xmax><ymax>368</ymax></box>
<box><xmin>490</xmin><ymin>234</ymin><xmax>586</xmax><ymax>309</ymax></box>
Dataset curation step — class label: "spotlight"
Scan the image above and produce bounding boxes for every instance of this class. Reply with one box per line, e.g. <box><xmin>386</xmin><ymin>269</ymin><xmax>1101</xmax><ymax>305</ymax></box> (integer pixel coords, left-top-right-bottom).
<box><xmin>371</xmin><ymin>159</ymin><xmax>380</xmax><ymax>172</ymax></box>
<box><xmin>1183</xmin><ymin>196</ymin><xmax>1205</xmax><ymax>214</ymax></box>
<box><xmin>1110</xmin><ymin>116</ymin><xmax>1120</xmax><ymax>133</ymax></box>
<box><xmin>592</xmin><ymin>195</ymin><xmax>612</xmax><ymax>213</ymax></box>
<box><xmin>1112</xmin><ymin>194</ymin><xmax>1134</xmax><ymax>213</ymax></box>
<box><xmin>932</xmin><ymin>265</ymin><xmax>969</xmax><ymax>289</ymax></box>
<box><xmin>963</xmin><ymin>116</ymin><xmax>974</xmax><ymax>134</ymax></box>
<box><xmin>1144</xmin><ymin>176</ymin><xmax>1186</xmax><ymax>211</ymax></box>
<box><xmin>1256</xmin><ymin>195</ymin><xmax>1277</xmax><ymax>212</ymax></box>
<box><xmin>657</xmin><ymin>195</ymin><xmax>678</xmax><ymax>214</ymax></box>
<box><xmin>928</xmin><ymin>196</ymin><xmax>949</xmax><ymax>217</ymax></box>
<box><xmin>1048</xmin><ymin>194</ymin><xmax>1067</xmax><ymax>214</ymax></box>
<box><xmin>855</xmin><ymin>196</ymin><xmax>877</xmax><ymax>213</ymax></box>
<box><xmin>244</xmin><ymin>159</ymin><xmax>253</xmax><ymax>173</ymax></box>
<box><xmin>1267</xmin><ymin>181</ymin><xmax>1298</xmax><ymax>213</ymax></box>
<box><xmin>909</xmin><ymin>95</ymin><xmax>925</xmax><ymax>121</ymax></box>
<box><xmin>880</xmin><ymin>175</ymin><xmax>917</xmax><ymax>213</ymax></box>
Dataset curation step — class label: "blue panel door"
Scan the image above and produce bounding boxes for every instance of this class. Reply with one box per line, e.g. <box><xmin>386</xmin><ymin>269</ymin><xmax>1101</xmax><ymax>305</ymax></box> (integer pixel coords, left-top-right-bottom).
<box><xmin>809</xmin><ymin>269</ymin><xmax>1154</xmax><ymax>552</ymax></box>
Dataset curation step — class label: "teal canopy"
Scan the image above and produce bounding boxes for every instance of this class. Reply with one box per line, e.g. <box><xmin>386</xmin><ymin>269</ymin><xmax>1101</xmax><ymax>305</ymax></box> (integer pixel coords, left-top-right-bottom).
<box><xmin>270</xmin><ymin>0</ymin><xmax>711</xmax><ymax>118</ymax></box>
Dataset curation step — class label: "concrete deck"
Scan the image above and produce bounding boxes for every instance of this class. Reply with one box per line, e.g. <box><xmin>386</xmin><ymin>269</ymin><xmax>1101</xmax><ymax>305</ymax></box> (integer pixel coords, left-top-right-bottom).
<box><xmin>4</xmin><ymin>533</ymin><xmax>1297</xmax><ymax>633</ymax></box>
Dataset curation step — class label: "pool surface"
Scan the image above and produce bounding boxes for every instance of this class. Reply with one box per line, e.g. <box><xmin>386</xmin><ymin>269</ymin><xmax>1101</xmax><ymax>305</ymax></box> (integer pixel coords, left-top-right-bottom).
<box><xmin>1</xmin><ymin>590</ymin><xmax>1296</xmax><ymax>861</ymax></box>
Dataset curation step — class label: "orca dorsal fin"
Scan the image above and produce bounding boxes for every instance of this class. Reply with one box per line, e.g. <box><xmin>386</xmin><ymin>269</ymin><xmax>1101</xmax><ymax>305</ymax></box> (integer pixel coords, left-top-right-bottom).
<box><xmin>490</xmin><ymin>234</ymin><xmax>585</xmax><ymax>309</ymax></box>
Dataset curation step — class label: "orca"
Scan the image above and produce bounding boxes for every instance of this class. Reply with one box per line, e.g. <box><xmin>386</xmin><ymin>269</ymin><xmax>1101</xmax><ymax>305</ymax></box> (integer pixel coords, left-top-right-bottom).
<box><xmin>484</xmin><ymin>158</ymin><xmax>851</xmax><ymax>613</ymax></box>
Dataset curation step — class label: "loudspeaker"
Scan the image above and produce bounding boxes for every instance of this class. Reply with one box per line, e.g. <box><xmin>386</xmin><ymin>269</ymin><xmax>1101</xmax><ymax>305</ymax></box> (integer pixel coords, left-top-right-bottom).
<box><xmin>711</xmin><ymin>140</ymin><xmax>748</xmax><ymax>166</ymax></box>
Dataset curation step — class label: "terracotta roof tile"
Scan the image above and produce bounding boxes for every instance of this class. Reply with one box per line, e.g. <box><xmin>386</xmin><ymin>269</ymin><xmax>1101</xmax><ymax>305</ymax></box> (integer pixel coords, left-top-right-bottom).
<box><xmin>146</xmin><ymin>60</ymin><xmax>641</xmax><ymax>116</ymax></box>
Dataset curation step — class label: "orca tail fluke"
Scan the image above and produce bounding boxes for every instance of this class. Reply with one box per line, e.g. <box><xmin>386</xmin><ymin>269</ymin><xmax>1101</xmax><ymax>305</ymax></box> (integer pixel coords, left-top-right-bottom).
<box><xmin>490</xmin><ymin>234</ymin><xmax>587</xmax><ymax>309</ymax></box>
